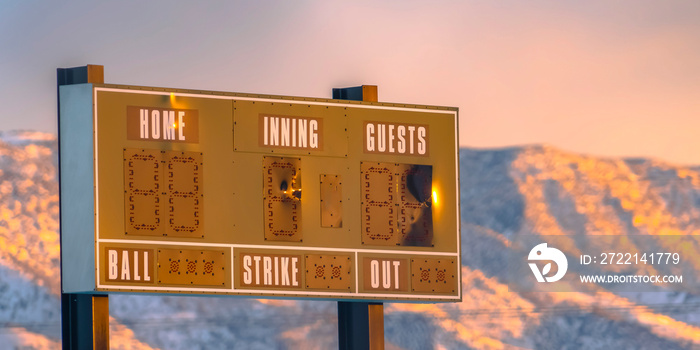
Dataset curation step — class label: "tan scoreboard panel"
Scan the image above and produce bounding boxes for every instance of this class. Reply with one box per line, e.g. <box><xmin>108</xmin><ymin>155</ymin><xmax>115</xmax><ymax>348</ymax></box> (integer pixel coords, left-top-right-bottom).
<box><xmin>59</xmin><ymin>84</ymin><xmax>460</xmax><ymax>302</ymax></box>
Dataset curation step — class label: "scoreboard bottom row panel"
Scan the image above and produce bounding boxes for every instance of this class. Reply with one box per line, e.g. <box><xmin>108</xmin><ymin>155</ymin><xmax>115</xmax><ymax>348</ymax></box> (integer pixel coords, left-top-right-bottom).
<box><xmin>95</xmin><ymin>242</ymin><xmax>460</xmax><ymax>301</ymax></box>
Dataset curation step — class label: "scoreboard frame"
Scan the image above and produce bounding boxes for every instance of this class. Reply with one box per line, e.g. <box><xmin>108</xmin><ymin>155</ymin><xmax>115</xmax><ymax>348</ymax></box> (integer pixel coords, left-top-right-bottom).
<box><xmin>59</xmin><ymin>83</ymin><xmax>461</xmax><ymax>302</ymax></box>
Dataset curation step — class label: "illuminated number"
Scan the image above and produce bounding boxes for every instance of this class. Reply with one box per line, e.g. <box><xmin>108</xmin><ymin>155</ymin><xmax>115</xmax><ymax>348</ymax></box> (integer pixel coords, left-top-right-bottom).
<box><xmin>124</xmin><ymin>149</ymin><xmax>163</xmax><ymax>236</ymax></box>
<box><xmin>361</xmin><ymin>162</ymin><xmax>396</xmax><ymax>245</ymax></box>
<box><xmin>165</xmin><ymin>151</ymin><xmax>203</xmax><ymax>238</ymax></box>
<box><xmin>263</xmin><ymin>156</ymin><xmax>302</xmax><ymax>242</ymax></box>
<box><xmin>397</xmin><ymin>164</ymin><xmax>433</xmax><ymax>247</ymax></box>
<box><xmin>124</xmin><ymin>149</ymin><xmax>203</xmax><ymax>238</ymax></box>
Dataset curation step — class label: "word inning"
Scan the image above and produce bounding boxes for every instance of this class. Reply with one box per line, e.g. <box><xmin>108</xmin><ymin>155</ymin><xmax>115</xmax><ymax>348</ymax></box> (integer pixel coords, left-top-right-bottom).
<box><xmin>261</xmin><ymin>115</ymin><xmax>320</xmax><ymax>149</ymax></box>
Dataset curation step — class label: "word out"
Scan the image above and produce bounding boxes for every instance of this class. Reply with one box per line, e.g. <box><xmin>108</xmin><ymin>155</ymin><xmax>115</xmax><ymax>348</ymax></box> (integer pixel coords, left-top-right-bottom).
<box><xmin>369</xmin><ymin>259</ymin><xmax>402</xmax><ymax>290</ymax></box>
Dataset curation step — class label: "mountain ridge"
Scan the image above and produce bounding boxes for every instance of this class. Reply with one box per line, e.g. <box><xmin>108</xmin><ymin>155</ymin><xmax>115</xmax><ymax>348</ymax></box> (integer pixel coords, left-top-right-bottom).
<box><xmin>0</xmin><ymin>130</ymin><xmax>698</xmax><ymax>349</ymax></box>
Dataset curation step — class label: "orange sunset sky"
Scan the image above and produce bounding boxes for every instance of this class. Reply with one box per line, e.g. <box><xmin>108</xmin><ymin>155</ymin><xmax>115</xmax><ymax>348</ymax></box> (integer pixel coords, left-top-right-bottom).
<box><xmin>1</xmin><ymin>1</ymin><xmax>699</xmax><ymax>164</ymax></box>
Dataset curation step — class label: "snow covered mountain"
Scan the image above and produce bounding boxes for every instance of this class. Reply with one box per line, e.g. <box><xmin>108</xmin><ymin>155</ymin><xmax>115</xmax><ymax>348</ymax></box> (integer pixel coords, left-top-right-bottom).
<box><xmin>0</xmin><ymin>130</ymin><xmax>698</xmax><ymax>349</ymax></box>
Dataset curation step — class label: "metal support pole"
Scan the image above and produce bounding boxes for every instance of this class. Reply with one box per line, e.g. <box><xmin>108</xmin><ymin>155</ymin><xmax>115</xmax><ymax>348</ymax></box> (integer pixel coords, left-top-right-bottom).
<box><xmin>334</xmin><ymin>85</ymin><xmax>385</xmax><ymax>350</ymax></box>
<box><xmin>58</xmin><ymin>64</ymin><xmax>110</xmax><ymax>350</ymax></box>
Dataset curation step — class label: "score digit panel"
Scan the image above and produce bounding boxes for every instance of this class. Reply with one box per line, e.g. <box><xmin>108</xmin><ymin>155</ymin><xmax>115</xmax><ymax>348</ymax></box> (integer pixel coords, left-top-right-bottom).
<box><xmin>124</xmin><ymin>149</ymin><xmax>203</xmax><ymax>238</ymax></box>
<box><xmin>59</xmin><ymin>84</ymin><xmax>460</xmax><ymax>302</ymax></box>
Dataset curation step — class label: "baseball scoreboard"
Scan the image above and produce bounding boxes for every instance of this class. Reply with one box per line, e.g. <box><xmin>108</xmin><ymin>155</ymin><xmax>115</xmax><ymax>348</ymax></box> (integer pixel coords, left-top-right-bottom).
<box><xmin>59</xmin><ymin>83</ymin><xmax>460</xmax><ymax>302</ymax></box>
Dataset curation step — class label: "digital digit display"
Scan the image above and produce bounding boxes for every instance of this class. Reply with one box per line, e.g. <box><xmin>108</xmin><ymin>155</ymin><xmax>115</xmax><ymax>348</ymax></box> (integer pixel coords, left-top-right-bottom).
<box><xmin>125</xmin><ymin>149</ymin><xmax>162</xmax><ymax>236</ymax></box>
<box><xmin>397</xmin><ymin>164</ymin><xmax>433</xmax><ymax>247</ymax></box>
<box><xmin>165</xmin><ymin>151</ymin><xmax>203</xmax><ymax>238</ymax></box>
<box><xmin>361</xmin><ymin>162</ymin><xmax>396</xmax><ymax>245</ymax></box>
<box><xmin>124</xmin><ymin>149</ymin><xmax>203</xmax><ymax>238</ymax></box>
<box><xmin>263</xmin><ymin>156</ymin><xmax>302</xmax><ymax>242</ymax></box>
<box><xmin>361</xmin><ymin>162</ymin><xmax>433</xmax><ymax>247</ymax></box>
